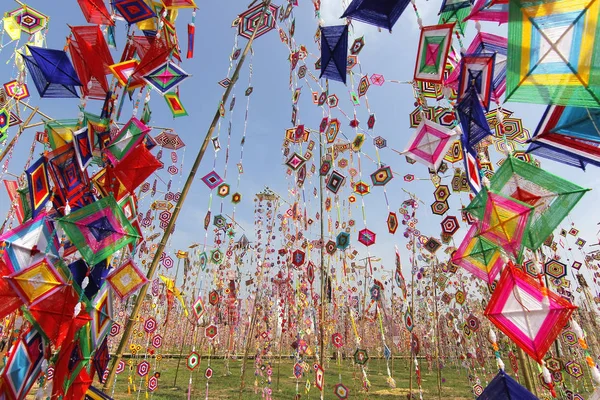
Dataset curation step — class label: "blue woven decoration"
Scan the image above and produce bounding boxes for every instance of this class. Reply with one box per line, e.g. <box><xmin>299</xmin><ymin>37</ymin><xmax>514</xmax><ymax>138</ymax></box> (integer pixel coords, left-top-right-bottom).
<box><xmin>457</xmin><ymin>86</ymin><xmax>492</xmax><ymax>148</ymax></box>
<box><xmin>461</xmin><ymin>130</ymin><xmax>482</xmax><ymax>194</ymax></box>
<box><xmin>23</xmin><ymin>46</ymin><xmax>81</xmax><ymax>98</ymax></box>
<box><xmin>440</xmin><ymin>0</ymin><xmax>473</xmax><ymax>13</ymax></box>
<box><xmin>540</xmin><ymin>105</ymin><xmax>600</xmax><ymax>142</ymax></box>
<box><xmin>320</xmin><ymin>25</ymin><xmax>349</xmax><ymax>84</ymax></box>
<box><xmin>341</xmin><ymin>0</ymin><xmax>410</xmax><ymax>31</ymax></box>
<box><xmin>68</xmin><ymin>258</ymin><xmax>110</xmax><ymax>300</ymax></box>
<box><xmin>468</xmin><ymin>32</ymin><xmax>507</xmax><ymax>101</ymax></box>
<box><xmin>526</xmin><ymin>104</ymin><xmax>600</xmax><ymax>170</ymax></box>
<box><xmin>527</xmin><ymin>142</ymin><xmax>597</xmax><ymax>170</ymax></box>
<box><xmin>478</xmin><ymin>370</ymin><xmax>539</xmax><ymax>400</ymax></box>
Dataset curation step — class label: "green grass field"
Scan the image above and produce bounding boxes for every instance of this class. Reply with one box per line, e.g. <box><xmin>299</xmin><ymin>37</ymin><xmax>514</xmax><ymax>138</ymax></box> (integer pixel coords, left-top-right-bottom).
<box><xmin>105</xmin><ymin>357</ymin><xmax>475</xmax><ymax>399</ymax></box>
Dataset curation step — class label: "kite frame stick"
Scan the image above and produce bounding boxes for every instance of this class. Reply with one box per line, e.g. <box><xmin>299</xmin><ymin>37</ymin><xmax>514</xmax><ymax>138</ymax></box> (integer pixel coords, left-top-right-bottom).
<box><xmin>102</xmin><ymin>0</ymin><xmax>272</xmax><ymax>392</ymax></box>
<box><xmin>0</xmin><ymin>106</ymin><xmax>39</xmax><ymax>164</ymax></box>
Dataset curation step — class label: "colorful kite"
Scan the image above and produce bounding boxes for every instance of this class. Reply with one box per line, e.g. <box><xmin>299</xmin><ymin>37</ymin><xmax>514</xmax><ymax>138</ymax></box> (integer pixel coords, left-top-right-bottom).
<box><xmin>485</xmin><ymin>265</ymin><xmax>577</xmax><ymax>363</ymax></box>
<box><xmin>23</xmin><ymin>46</ymin><xmax>82</xmax><ymax>98</ymax></box>
<box><xmin>452</xmin><ymin>224</ymin><xmax>505</xmax><ymax>284</ymax></box>
<box><xmin>465</xmin><ymin>156</ymin><xmax>588</xmax><ymax>250</ymax></box>
<box><xmin>340</xmin><ymin>0</ymin><xmax>410</xmax><ymax>31</ymax></box>
<box><xmin>58</xmin><ymin>195</ymin><xmax>140</xmax><ymax>266</ymax></box>
<box><xmin>320</xmin><ymin>25</ymin><xmax>349</xmax><ymax>84</ymax></box>
<box><xmin>403</xmin><ymin>119</ymin><xmax>459</xmax><ymax>170</ymax></box>
<box><xmin>505</xmin><ymin>0</ymin><xmax>600</xmax><ymax>107</ymax></box>
<box><xmin>414</xmin><ymin>24</ymin><xmax>455</xmax><ymax>83</ymax></box>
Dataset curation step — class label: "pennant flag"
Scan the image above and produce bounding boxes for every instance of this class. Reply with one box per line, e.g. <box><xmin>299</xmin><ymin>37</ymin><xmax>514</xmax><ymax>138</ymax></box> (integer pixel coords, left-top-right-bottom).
<box><xmin>164</xmin><ymin>92</ymin><xmax>188</xmax><ymax>117</ymax></box>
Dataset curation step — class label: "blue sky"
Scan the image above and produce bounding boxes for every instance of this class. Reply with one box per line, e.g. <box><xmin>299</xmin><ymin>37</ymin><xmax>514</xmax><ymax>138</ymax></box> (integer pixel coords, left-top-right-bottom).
<box><xmin>0</xmin><ymin>0</ymin><xmax>598</xmax><ymax>289</ymax></box>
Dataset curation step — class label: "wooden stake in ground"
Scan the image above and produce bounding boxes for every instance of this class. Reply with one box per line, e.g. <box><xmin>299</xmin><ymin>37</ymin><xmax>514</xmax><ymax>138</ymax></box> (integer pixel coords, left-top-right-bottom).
<box><xmin>102</xmin><ymin>1</ymin><xmax>271</xmax><ymax>392</ymax></box>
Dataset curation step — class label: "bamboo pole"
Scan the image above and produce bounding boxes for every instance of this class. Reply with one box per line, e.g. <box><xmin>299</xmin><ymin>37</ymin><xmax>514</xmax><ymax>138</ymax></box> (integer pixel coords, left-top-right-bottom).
<box><xmin>408</xmin><ymin>236</ymin><xmax>416</xmax><ymax>398</ymax></box>
<box><xmin>238</xmin><ymin>195</ymin><xmax>280</xmax><ymax>399</ymax></box>
<box><xmin>432</xmin><ymin>258</ymin><xmax>442</xmax><ymax>400</ymax></box>
<box><xmin>517</xmin><ymin>347</ymin><xmax>535</xmax><ymax>394</ymax></box>
<box><xmin>318</xmin><ymin>119</ymin><xmax>326</xmax><ymax>400</ymax></box>
<box><xmin>102</xmin><ymin>1</ymin><xmax>271</xmax><ymax>391</ymax></box>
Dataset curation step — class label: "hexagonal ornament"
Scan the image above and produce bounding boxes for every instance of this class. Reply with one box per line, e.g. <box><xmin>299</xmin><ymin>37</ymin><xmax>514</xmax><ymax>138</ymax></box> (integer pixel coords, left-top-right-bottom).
<box><xmin>565</xmin><ymin>361</ymin><xmax>584</xmax><ymax>379</ymax></box>
<box><xmin>434</xmin><ymin>185</ymin><xmax>451</xmax><ymax>202</ymax></box>
<box><xmin>334</xmin><ymin>383</ymin><xmax>349</xmax><ymax>399</ymax></box>
<box><xmin>440</xmin><ymin>215</ymin><xmax>459</xmax><ymax>235</ymax></box>
<box><xmin>152</xmin><ymin>334</ymin><xmax>163</xmax><ymax>348</ymax></box>
<box><xmin>144</xmin><ymin>317</ymin><xmax>157</xmax><ymax>334</ymax></box>
<box><xmin>137</xmin><ymin>361</ymin><xmax>150</xmax><ymax>377</ymax></box>
<box><xmin>353</xmin><ymin>348</ymin><xmax>368</xmax><ymax>365</ymax></box>
<box><xmin>187</xmin><ymin>352</ymin><xmax>200</xmax><ymax>370</ymax></box>
<box><xmin>544</xmin><ymin>259</ymin><xmax>567</xmax><ymax>279</ymax></box>
<box><xmin>217</xmin><ymin>183</ymin><xmax>230</xmax><ymax>198</ymax></box>
<box><xmin>332</xmin><ymin>333</ymin><xmax>344</xmax><ymax>348</ymax></box>
<box><xmin>208</xmin><ymin>290</ymin><xmax>220</xmax><ymax>306</ymax></box>
<box><xmin>431</xmin><ymin>201</ymin><xmax>449</xmax><ymax>215</ymax></box>
<box><xmin>353</xmin><ymin>181</ymin><xmax>370</xmax><ymax>196</ymax></box>
<box><xmin>545</xmin><ymin>356</ymin><xmax>563</xmax><ymax>373</ymax></box>
<box><xmin>148</xmin><ymin>375</ymin><xmax>158</xmax><ymax>392</ymax></box>
<box><xmin>205</xmin><ymin>324</ymin><xmax>218</xmax><ymax>340</ymax></box>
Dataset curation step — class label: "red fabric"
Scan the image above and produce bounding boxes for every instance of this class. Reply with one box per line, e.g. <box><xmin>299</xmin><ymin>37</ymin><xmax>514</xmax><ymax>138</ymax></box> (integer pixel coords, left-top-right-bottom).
<box><xmin>63</xmin><ymin>367</ymin><xmax>93</xmax><ymax>400</ymax></box>
<box><xmin>77</xmin><ymin>0</ymin><xmax>114</xmax><ymax>25</ymax></box>
<box><xmin>0</xmin><ymin>260</ymin><xmax>23</xmax><ymax>319</ymax></box>
<box><xmin>50</xmin><ymin>324</ymin><xmax>78</xmax><ymax>399</ymax></box>
<box><xmin>99</xmin><ymin>167</ymin><xmax>129</xmax><ymax>202</ymax></box>
<box><xmin>28</xmin><ymin>285</ymin><xmax>91</xmax><ymax>349</ymax></box>
<box><xmin>69</xmin><ymin>26</ymin><xmax>114</xmax><ymax>100</ymax></box>
<box><xmin>187</xmin><ymin>23</ymin><xmax>195</xmax><ymax>59</ymax></box>
<box><xmin>113</xmin><ymin>144</ymin><xmax>162</xmax><ymax>194</ymax></box>
<box><xmin>132</xmin><ymin>38</ymin><xmax>174</xmax><ymax>80</ymax></box>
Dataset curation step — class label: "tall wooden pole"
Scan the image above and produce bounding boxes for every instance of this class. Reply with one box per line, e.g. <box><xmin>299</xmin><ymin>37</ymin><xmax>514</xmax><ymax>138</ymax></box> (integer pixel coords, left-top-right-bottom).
<box><xmin>318</xmin><ymin>115</ymin><xmax>326</xmax><ymax>400</ymax></box>
<box><xmin>238</xmin><ymin>192</ymin><xmax>280</xmax><ymax>399</ymax></box>
<box><xmin>102</xmin><ymin>2</ymin><xmax>271</xmax><ymax>391</ymax></box>
<box><xmin>517</xmin><ymin>347</ymin><xmax>535</xmax><ymax>394</ymax></box>
<box><xmin>432</xmin><ymin>258</ymin><xmax>442</xmax><ymax>400</ymax></box>
<box><xmin>408</xmin><ymin>237</ymin><xmax>416</xmax><ymax>398</ymax></box>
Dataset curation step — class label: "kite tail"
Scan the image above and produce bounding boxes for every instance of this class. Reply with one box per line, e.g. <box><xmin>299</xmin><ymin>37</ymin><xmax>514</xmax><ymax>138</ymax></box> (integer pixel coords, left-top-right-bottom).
<box><xmin>187</xmin><ymin>10</ymin><xmax>196</xmax><ymax>59</ymax></box>
<box><xmin>164</xmin><ymin>292</ymin><xmax>174</xmax><ymax>326</ymax></box>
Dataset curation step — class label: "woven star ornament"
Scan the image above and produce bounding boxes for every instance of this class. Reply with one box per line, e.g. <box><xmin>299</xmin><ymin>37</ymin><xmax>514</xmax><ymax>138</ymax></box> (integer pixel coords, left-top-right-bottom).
<box><xmin>485</xmin><ymin>264</ymin><xmax>576</xmax><ymax>363</ymax></box>
<box><xmin>451</xmin><ymin>224</ymin><xmax>505</xmax><ymax>284</ymax></box>
<box><xmin>478</xmin><ymin>191</ymin><xmax>533</xmax><ymax>262</ymax></box>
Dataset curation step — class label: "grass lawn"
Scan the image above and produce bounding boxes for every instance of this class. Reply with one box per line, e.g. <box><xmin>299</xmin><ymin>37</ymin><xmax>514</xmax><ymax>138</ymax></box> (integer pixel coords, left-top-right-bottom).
<box><xmin>104</xmin><ymin>357</ymin><xmax>475</xmax><ymax>399</ymax></box>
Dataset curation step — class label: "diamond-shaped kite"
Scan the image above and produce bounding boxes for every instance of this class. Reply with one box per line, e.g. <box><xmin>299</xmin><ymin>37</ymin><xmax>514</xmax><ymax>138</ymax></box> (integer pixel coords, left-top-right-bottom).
<box><xmin>340</xmin><ymin>0</ymin><xmax>410</xmax><ymax>31</ymax></box>
<box><xmin>452</xmin><ymin>224</ymin><xmax>504</xmax><ymax>284</ymax></box>
<box><xmin>320</xmin><ymin>25</ymin><xmax>349</xmax><ymax>84</ymax></box>
<box><xmin>23</xmin><ymin>46</ymin><xmax>81</xmax><ymax>98</ymax></box>
<box><xmin>403</xmin><ymin>119</ymin><xmax>459</xmax><ymax>170</ymax></box>
<box><xmin>414</xmin><ymin>24</ymin><xmax>455</xmax><ymax>83</ymax></box>
<box><xmin>144</xmin><ymin>61</ymin><xmax>190</xmax><ymax>95</ymax></box>
<box><xmin>505</xmin><ymin>0</ymin><xmax>600</xmax><ymax>107</ymax></box>
<box><xmin>106</xmin><ymin>260</ymin><xmax>148</xmax><ymax>300</ymax></box>
<box><xmin>485</xmin><ymin>265</ymin><xmax>576</xmax><ymax>363</ymax></box>
<box><xmin>58</xmin><ymin>195</ymin><xmax>140</xmax><ymax>266</ymax></box>
<box><xmin>465</xmin><ymin>156</ymin><xmax>588</xmax><ymax>250</ymax></box>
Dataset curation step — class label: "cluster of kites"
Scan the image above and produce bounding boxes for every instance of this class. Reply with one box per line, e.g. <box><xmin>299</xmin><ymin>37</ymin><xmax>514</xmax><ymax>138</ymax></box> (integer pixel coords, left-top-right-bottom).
<box><xmin>0</xmin><ymin>0</ymin><xmax>599</xmax><ymax>399</ymax></box>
